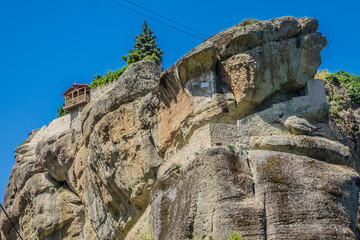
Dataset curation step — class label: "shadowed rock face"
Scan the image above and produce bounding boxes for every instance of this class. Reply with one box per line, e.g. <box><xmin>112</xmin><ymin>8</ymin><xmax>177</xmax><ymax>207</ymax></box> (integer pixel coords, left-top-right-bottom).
<box><xmin>2</xmin><ymin>16</ymin><xmax>359</xmax><ymax>240</ymax></box>
<box><xmin>151</xmin><ymin>148</ymin><xmax>360</xmax><ymax>240</ymax></box>
<box><xmin>249</xmin><ymin>150</ymin><xmax>359</xmax><ymax>240</ymax></box>
<box><xmin>151</xmin><ymin>148</ymin><xmax>264</xmax><ymax>240</ymax></box>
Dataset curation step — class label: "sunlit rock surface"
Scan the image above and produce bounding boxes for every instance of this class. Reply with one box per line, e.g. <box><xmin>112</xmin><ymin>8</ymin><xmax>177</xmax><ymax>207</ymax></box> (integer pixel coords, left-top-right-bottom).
<box><xmin>2</xmin><ymin>16</ymin><xmax>359</xmax><ymax>240</ymax></box>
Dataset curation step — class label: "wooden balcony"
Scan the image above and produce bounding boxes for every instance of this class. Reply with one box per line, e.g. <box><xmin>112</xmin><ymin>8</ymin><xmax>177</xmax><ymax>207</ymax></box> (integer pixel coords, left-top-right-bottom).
<box><xmin>62</xmin><ymin>84</ymin><xmax>91</xmax><ymax>111</ymax></box>
<box><xmin>64</xmin><ymin>93</ymin><xmax>90</xmax><ymax>111</ymax></box>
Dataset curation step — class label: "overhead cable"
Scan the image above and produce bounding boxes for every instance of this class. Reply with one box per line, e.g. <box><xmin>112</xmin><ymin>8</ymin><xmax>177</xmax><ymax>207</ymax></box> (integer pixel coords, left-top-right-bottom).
<box><xmin>122</xmin><ymin>0</ymin><xmax>208</xmax><ymax>38</ymax></box>
<box><xmin>78</xmin><ymin>0</ymin><xmax>141</xmax><ymax>22</ymax></box>
<box><xmin>0</xmin><ymin>203</ymin><xmax>24</xmax><ymax>240</ymax></box>
<box><xmin>107</xmin><ymin>0</ymin><xmax>204</xmax><ymax>40</ymax></box>
<box><xmin>78</xmin><ymin>0</ymin><xmax>184</xmax><ymax>36</ymax></box>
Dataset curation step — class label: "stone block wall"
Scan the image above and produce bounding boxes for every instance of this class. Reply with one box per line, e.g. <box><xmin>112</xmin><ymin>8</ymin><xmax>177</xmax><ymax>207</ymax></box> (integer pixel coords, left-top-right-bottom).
<box><xmin>305</xmin><ymin>78</ymin><xmax>327</xmax><ymax>106</ymax></box>
<box><xmin>90</xmin><ymin>81</ymin><xmax>117</xmax><ymax>101</ymax></box>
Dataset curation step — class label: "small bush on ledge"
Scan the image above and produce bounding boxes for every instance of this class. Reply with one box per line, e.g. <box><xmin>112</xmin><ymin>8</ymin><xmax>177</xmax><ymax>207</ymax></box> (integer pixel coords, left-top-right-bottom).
<box><xmin>226</xmin><ymin>231</ymin><xmax>243</xmax><ymax>240</ymax></box>
<box><xmin>237</xmin><ymin>18</ymin><xmax>259</xmax><ymax>27</ymax></box>
<box><xmin>90</xmin><ymin>66</ymin><xmax>128</xmax><ymax>89</ymax></box>
<box><xmin>226</xmin><ymin>144</ymin><xmax>236</xmax><ymax>149</ymax></box>
<box><xmin>325</xmin><ymin>70</ymin><xmax>360</xmax><ymax>104</ymax></box>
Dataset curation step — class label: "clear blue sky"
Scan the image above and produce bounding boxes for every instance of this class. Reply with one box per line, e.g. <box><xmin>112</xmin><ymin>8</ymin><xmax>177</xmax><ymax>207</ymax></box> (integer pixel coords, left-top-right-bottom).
<box><xmin>0</xmin><ymin>0</ymin><xmax>359</xmax><ymax>202</ymax></box>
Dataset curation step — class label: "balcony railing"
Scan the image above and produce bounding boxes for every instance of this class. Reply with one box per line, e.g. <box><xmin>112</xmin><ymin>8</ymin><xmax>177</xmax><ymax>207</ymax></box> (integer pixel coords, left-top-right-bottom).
<box><xmin>64</xmin><ymin>93</ymin><xmax>90</xmax><ymax>110</ymax></box>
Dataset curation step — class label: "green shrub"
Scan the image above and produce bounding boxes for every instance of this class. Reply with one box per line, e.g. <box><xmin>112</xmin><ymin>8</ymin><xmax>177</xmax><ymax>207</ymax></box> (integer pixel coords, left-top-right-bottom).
<box><xmin>57</xmin><ymin>102</ymin><xmax>68</xmax><ymax>118</ymax></box>
<box><xmin>182</xmin><ymin>231</ymin><xmax>244</xmax><ymax>240</ymax></box>
<box><xmin>317</xmin><ymin>69</ymin><xmax>329</xmax><ymax>73</ymax></box>
<box><xmin>237</xmin><ymin>18</ymin><xmax>259</xmax><ymax>27</ymax></box>
<box><xmin>325</xmin><ymin>70</ymin><xmax>360</xmax><ymax>104</ymax></box>
<box><xmin>18</xmin><ymin>139</ymin><xmax>27</xmax><ymax>146</ymax></box>
<box><xmin>348</xmin><ymin>81</ymin><xmax>360</xmax><ymax>103</ymax></box>
<box><xmin>330</xmin><ymin>108</ymin><xmax>341</xmax><ymax>119</ymax></box>
<box><xmin>315</xmin><ymin>69</ymin><xmax>330</xmax><ymax>80</ymax></box>
<box><xmin>226</xmin><ymin>144</ymin><xmax>236</xmax><ymax>149</ymax></box>
<box><xmin>171</xmin><ymin>163</ymin><xmax>182</xmax><ymax>169</ymax></box>
<box><xmin>57</xmin><ymin>187</ymin><xmax>64</xmax><ymax>193</ymax></box>
<box><xmin>141</xmin><ymin>233</ymin><xmax>154</xmax><ymax>240</ymax></box>
<box><xmin>90</xmin><ymin>66</ymin><xmax>128</xmax><ymax>89</ymax></box>
<box><xmin>226</xmin><ymin>231</ymin><xmax>243</xmax><ymax>240</ymax></box>
<box><xmin>184</xmin><ymin>236</ymin><xmax>206</xmax><ymax>240</ymax></box>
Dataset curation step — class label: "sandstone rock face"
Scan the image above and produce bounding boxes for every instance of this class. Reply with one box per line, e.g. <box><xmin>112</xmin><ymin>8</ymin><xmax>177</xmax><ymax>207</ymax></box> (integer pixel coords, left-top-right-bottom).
<box><xmin>0</xmin><ymin>115</ymin><xmax>89</xmax><ymax>240</ymax></box>
<box><xmin>76</xmin><ymin>61</ymin><xmax>163</xmax><ymax>240</ymax></box>
<box><xmin>155</xmin><ymin>16</ymin><xmax>326</xmax><ymax>153</ymax></box>
<box><xmin>249</xmin><ymin>150</ymin><xmax>359</xmax><ymax>240</ymax></box>
<box><xmin>2</xmin><ymin>16</ymin><xmax>358</xmax><ymax>240</ymax></box>
<box><xmin>151</xmin><ymin>147</ymin><xmax>360</xmax><ymax>240</ymax></box>
<box><xmin>151</xmin><ymin>148</ymin><xmax>264</xmax><ymax>240</ymax></box>
<box><xmin>0</xmin><ymin>61</ymin><xmax>163</xmax><ymax>240</ymax></box>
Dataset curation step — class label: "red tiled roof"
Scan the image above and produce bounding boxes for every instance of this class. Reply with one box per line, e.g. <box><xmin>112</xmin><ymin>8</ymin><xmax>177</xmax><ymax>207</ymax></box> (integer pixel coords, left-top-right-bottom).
<box><xmin>61</xmin><ymin>83</ymin><xmax>90</xmax><ymax>96</ymax></box>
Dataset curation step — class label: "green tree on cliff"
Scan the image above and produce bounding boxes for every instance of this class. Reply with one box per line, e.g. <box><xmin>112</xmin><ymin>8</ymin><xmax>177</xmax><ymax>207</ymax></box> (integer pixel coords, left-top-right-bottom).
<box><xmin>123</xmin><ymin>20</ymin><xmax>164</xmax><ymax>66</ymax></box>
<box><xmin>91</xmin><ymin>20</ymin><xmax>163</xmax><ymax>88</ymax></box>
<box><xmin>57</xmin><ymin>102</ymin><xmax>68</xmax><ymax>118</ymax></box>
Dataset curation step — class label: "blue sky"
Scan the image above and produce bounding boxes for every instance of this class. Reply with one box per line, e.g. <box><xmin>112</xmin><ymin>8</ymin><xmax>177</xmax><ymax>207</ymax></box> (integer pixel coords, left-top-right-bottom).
<box><xmin>0</xmin><ymin>0</ymin><xmax>359</xmax><ymax>202</ymax></box>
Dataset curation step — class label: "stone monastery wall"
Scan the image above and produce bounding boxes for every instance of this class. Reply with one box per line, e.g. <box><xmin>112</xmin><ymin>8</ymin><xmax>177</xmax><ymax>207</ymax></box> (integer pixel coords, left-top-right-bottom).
<box><xmin>90</xmin><ymin>81</ymin><xmax>117</xmax><ymax>101</ymax></box>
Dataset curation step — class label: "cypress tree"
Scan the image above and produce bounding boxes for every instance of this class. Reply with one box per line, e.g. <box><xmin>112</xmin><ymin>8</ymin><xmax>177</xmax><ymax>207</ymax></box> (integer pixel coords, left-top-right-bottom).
<box><xmin>123</xmin><ymin>20</ymin><xmax>164</xmax><ymax>66</ymax></box>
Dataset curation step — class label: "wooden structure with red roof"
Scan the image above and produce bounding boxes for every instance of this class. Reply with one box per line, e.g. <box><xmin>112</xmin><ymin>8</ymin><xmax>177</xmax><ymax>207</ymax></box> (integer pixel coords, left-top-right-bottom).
<box><xmin>61</xmin><ymin>83</ymin><xmax>90</xmax><ymax>111</ymax></box>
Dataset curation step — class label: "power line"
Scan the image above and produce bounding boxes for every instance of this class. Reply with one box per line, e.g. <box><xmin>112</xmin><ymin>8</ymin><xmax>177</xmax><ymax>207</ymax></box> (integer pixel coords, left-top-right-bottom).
<box><xmin>78</xmin><ymin>0</ymin><xmax>186</xmax><ymax>38</ymax></box>
<box><xmin>78</xmin><ymin>0</ymin><xmax>141</xmax><ymax>22</ymax></box>
<box><xmin>122</xmin><ymin>0</ymin><xmax>208</xmax><ymax>38</ymax></box>
<box><xmin>107</xmin><ymin>0</ymin><xmax>204</xmax><ymax>40</ymax></box>
<box><xmin>77</xmin><ymin>0</ymin><xmax>205</xmax><ymax>40</ymax></box>
<box><xmin>0</xmin><ymin>203</ymin><xmax>24</xmax><ymax>240</ymax></box>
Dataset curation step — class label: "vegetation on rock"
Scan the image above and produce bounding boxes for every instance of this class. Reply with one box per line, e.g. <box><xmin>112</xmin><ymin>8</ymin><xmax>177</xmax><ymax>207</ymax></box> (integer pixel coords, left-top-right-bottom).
<box><xmin>123</xmin><ymin>20</ymin><xmax>164</xmax><ymax>66</ymax></box>
<box><xmin>182</xmin><ymin>231</ymin><xmax>243</xmax><ymax>240</ymax></box>
<box><xmin>226</xmin><ymin>231</ymin><xmax>243</xmax><ymax>240</ymax></box>
<box><xmin>57</xmin><ymin>102</ymin><xmax>68</xmax><ymax>118</ymax></box>
<box><xmin>90</xmin><ymin>20</ymin><xmax>163</xmax><ymax>88</ymax></box>
<box><xmin>317</xmin><ymin>69</ymin><xmax>360</xmax><ymax>104</ymax></box>
<box><xmin>141</xmin><ymin>233</ymin><xmax>154</xmax><ymax>240</ymax></box>
<box><xmin>326</xmin><ymin>70</ymin><xmax>360</xmax><ymax>104</ymax></box>
<box><xmin>18</xmin><ymin>139</ymin><xmax>27</xmax><ymax>146</ymax></box>
<box><xmin>90</xmin><ymin>66</ymin><xmax>128</xmax><ymax>88</ymax></box>
<box><xmin>316</xmin><ymin>69</ymin><xmax>360</xmax><ymax>127</ymax></box>
<box><xmin>226</xmin><ymin>144</ymin><xmax>236</xmax><ymax>149</ymax></box>
<box><xmin>237</xmin><ymin>18</ymin><xmax>259</xmax><ymax>27</ymax></box>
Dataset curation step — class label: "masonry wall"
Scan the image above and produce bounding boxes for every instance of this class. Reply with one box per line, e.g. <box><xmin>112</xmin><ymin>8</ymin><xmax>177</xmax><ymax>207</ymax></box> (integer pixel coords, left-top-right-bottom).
<box><xmin>90</xmin><ymin>81</ymin><xmax>117</xmax><ymax>101</ymax></box>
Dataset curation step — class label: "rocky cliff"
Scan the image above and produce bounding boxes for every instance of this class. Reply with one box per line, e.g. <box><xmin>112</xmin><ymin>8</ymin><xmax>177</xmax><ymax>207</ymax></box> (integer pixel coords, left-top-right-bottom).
<box><xmin>1</xmin><ymin>16</ymin><xmax>359</xmax><ymax>240</ymax></box>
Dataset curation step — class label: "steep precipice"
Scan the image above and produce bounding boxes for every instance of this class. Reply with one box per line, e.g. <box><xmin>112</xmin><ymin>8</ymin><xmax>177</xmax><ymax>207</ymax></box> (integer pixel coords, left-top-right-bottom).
<box><xmin>2</xmin><ymin>16</ymin><xmax>359</xmax><ymax>240</ymax></box>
